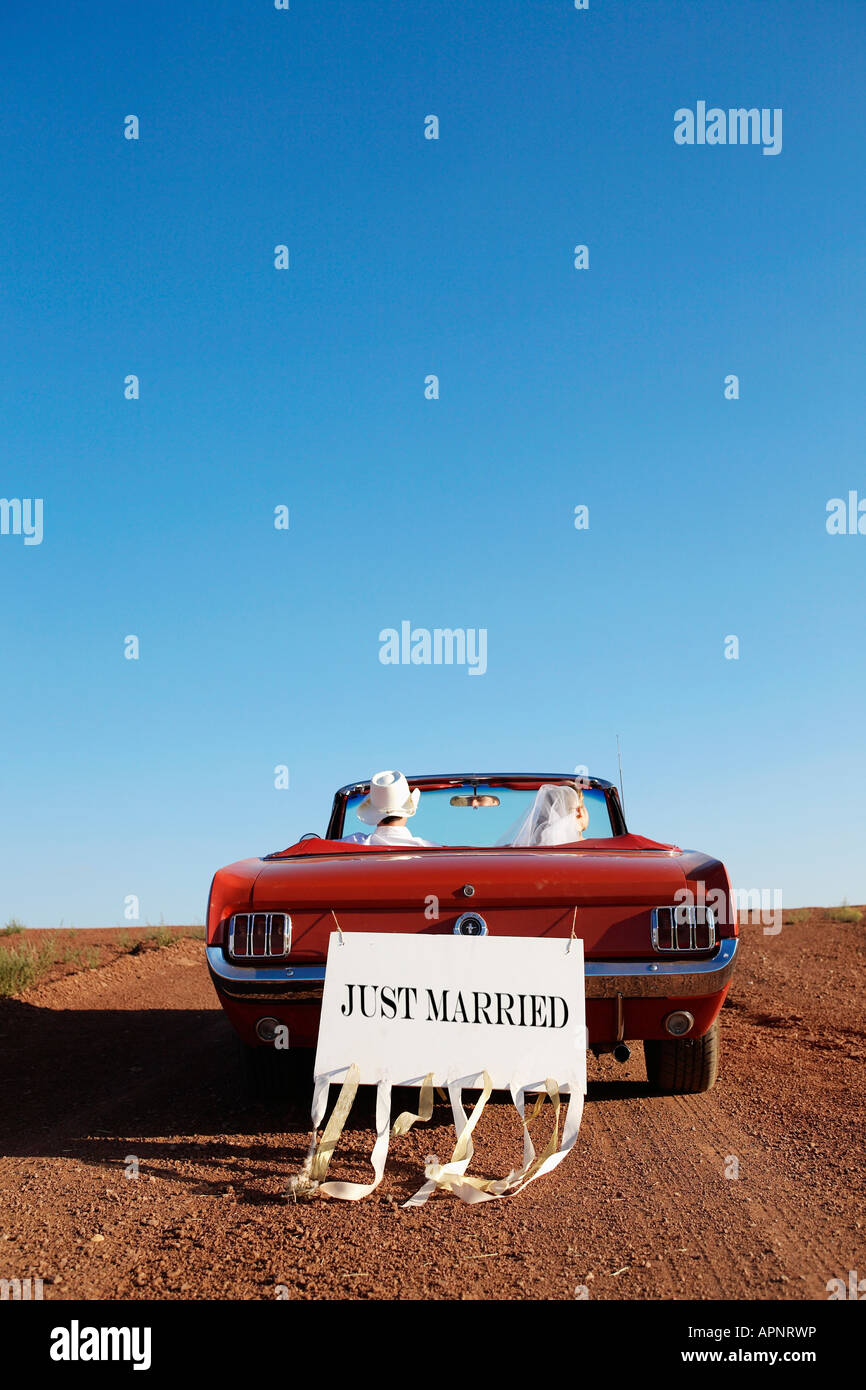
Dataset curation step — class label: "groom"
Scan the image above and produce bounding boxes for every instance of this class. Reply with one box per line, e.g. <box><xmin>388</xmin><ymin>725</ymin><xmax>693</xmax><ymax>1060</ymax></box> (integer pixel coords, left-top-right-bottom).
<box><xmin>342</xmin><ymin>770</ymin><xmax>436</xmax><ymax>847</ymax></box>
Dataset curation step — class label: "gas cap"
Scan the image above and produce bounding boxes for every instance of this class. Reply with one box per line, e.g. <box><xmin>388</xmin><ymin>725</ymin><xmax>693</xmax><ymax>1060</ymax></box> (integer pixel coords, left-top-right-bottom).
<box><xmin>453</xmin><ymin>912</ymin><xmax>488</xmax><ymax>937</ymax></box>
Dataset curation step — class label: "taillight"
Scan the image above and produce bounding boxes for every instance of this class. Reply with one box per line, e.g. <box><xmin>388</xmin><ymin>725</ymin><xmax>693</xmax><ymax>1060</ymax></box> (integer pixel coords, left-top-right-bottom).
<box><xmin>227</xmin><ymin>913</ymin><xmax>292</xmax><ymax>959</ymax></box>
<box><xmin>652</xmin><ymin>905</ymin><xmax>716</xmax><ymax>952</ymax></box>
<box><xmin>232</xmin><ymin>916</ymin><xmax>249</xmax><ymax>955</ymax></box>
<box><xmin>269</xmin><ymin>916</ymin><xmax>287</xmax><ymax>954</ymax></box>
<box><xmin>655</xmin><ymin>907</ymin><xmax>675</xmax><ymax>950</ymax></box>
<box><xmin>251</xmin><ymin>914</ymin><xmax>268</xmax><ymax>955</ymax></box>
<box><xmin>693</xmin><ymin>912</ymin><xmax>714</xmax><ymax>950</ymax></box>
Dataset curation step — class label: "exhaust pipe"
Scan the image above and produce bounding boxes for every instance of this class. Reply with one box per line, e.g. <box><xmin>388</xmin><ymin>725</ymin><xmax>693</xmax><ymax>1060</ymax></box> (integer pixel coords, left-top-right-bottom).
<box><xmin>612</xmin><ymin>1043</ymin><xmax>631</xmax><ymax>1063</ymax></box>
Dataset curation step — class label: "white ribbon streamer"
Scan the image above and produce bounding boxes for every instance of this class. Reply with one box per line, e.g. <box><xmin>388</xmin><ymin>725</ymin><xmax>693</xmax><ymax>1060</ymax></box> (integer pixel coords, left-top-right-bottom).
<box><xmin>402</xmin><ymin>1071</ymin><xmax>584</xmax><ymax>1207</ymax></box>
<box><xmin>317</xmin><ymin>1077</ymin><xmax>393</xmax><ymax>1200</ymax></box>
<box><xmin>293</xmin><ymin>1067</ymin><xmax>585</xmax><ymax>1206</ymax></box>
<box><xmin>291</xmin><ymin>1069</ymin><xmax>393</xmax><ymax>1201</ymax></box>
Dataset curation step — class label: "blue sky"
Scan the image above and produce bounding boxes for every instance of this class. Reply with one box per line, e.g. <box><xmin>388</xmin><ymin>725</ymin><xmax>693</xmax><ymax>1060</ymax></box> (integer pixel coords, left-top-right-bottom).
<box><xmin>1</xmin><ymin>0</ymin><xmax>864</xmax><ymax>925</ymax></box>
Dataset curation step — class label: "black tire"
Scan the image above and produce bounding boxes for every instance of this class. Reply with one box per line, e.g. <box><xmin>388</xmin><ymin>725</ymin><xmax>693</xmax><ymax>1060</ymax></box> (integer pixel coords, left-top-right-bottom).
<box><xmin>644</xmin><ymin>1020</ymin><xmax>720</xmax><ymax>1094</ymax></box>
<box><xmin>237</xmin><ymin>1040</ymin><xmax>312</xmax><ymax>1106</ymax></box>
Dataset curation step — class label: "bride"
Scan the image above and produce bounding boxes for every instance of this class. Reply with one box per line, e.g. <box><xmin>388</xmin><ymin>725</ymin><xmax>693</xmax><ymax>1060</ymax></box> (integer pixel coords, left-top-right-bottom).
<box><xmin>507</xmin><ymin>783</ymin><xmax>590</xmax><ymax>846</ymax></box>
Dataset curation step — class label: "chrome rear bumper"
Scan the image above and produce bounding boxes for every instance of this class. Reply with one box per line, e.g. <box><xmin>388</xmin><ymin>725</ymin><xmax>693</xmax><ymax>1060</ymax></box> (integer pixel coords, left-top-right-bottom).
<box><xmin>206</xmin><ymin>937</ymin><xmax>738</xmax><ymax>1002</ymax></box>
<box><xmin>585</xmin><ymin>936</ymin><xmax>738</xmax><ymax>997</ymax></box>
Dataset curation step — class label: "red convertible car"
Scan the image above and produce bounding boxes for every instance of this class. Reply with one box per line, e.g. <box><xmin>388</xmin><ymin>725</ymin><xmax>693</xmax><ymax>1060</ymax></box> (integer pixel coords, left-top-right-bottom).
<box><xmin>206</xmin><ymin>774</ymin><xmax>738</xmax><ymax>1099</ymax></box>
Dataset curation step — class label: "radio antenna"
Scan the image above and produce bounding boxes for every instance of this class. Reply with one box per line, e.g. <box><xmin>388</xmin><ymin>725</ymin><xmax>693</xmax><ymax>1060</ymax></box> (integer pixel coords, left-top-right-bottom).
<box><xmin>616</xmin><ymin>734</ymin><xmax>625</xmax><ymax>816</ymax></box>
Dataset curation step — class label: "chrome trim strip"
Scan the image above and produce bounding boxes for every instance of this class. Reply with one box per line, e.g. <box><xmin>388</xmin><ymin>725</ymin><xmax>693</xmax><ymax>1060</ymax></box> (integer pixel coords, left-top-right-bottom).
<box><xmin>208</xmin><ymin>938</ymin><xmax>737</xmax><ymax>1000</ymax></box>
<box><xmin>218</xmin><ymin>984</ymin><xmax>325</xmax><ymax>1003</ymax></box>
<box><xmin>207</xmin><ymin>946</ymin><xmax>323</xmax><ymax>985</ymax></box>
<box><xmin>585</xmin><ymin>937</ymin><xmax>737</xmax><ymax>998</ymax></box>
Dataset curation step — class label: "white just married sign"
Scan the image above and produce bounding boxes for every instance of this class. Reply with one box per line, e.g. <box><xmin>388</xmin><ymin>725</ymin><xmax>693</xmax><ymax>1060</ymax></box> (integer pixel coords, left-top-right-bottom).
<box><xmin>294</xmin><ymin>933</ymin><xmax>587</xmax><ymax>1206</ymax></box>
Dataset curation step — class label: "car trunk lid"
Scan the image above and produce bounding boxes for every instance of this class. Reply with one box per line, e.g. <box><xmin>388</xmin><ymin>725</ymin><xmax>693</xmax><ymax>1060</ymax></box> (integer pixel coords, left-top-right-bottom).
<box><xmin>251</xmin><ymin>847</ymin><xmax>689</xmax><ymax>958</ymax></box>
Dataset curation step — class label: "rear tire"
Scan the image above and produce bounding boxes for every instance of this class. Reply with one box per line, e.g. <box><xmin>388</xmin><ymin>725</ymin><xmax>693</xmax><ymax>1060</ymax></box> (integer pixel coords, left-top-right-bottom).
<box><xmin>644</xmin><ymin>1020</ymin><xmax>720</xmax><ymax>1094</ymax></box>
<box><xmin>237</xmin><ymin>1040</ymin><xmax>312</xmax><ymax>1105</ymax></box>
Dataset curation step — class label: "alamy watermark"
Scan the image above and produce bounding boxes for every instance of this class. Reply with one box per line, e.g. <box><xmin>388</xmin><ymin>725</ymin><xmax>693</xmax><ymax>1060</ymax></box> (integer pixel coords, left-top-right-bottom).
<box><xmin>675</xmin><ymin>884</ymin><xmax>783</xmax><ymax>935</ymax></box>
<box><xmin>826</xmin><ymin>491</ymin><xmax>866</xmax><ymax>534</ymax></box>
<box><xmin>1</xmin><ymin>1277</ymin><xmax>43</xmax><ymax>1300</ymax></box>
<box><xmin>379</xmin><ymin>622</ymin><xmax>487</xmax><ymax>676</ymax></box>
<box><xmin>674</xmin><ymin>103</ymin><xmax>782</xmax><ymax>156</ymax></box>
<box><xmin>0</xmin><ymin>498</ymin><xmax>43</xmax><ymax>545</ymax></box>
<box><xmin>50</xmin><ymin>1323</ymin><xmax>152</xmax><ymax>1370</ymax></box>
<box><xmin>826</xmin><ymin>1270</ymin><xmax>866</xmax><ymax>1299</ymax></box>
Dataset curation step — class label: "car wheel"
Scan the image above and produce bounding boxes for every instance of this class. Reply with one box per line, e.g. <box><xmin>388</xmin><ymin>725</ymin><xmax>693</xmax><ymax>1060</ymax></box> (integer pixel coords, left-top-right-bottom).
<box><xmin>644</xmin><ymin>1020</ymin><xmax>720</xmax><ymax>1094</ymax></box>
<box><xmin>237</xmin><ymin>1040</ymin><xmax>312</xmax><ymax>1105</ymax></box>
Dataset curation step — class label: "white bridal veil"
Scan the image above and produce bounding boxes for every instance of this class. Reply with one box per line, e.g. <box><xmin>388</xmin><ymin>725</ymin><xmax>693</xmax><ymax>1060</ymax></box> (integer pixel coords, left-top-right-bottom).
<box><xmin>506</xmin><ymin>784</ymin><xmax>585</xmax><ymax>846</ymax></box>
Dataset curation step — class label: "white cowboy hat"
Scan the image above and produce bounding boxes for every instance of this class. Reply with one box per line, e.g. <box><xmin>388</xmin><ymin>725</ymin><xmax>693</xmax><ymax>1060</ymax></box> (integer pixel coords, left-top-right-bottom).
<box><xmin>356</xmin><ymin>770</ymin><xmax>421</xmax><ymax>825</ymax></box>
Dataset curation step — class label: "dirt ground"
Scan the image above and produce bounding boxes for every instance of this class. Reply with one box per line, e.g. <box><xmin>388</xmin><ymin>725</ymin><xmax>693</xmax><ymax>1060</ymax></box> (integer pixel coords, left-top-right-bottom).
<box><xmin>0</xmin><ymin>912</ymin><xmax>862</xmax><ymax>1301</ymax></box>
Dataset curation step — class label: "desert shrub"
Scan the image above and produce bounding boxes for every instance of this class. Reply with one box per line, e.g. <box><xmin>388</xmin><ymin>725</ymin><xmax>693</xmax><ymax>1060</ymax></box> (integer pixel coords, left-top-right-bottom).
<box><xmin>146</xmin><ymin>926</ymin><xmax>174</xmax><ymax>948</ymax></box>
<box><xmin>59</xmin><ymin>942</ymin><xmax>100</xmax><ymax>970</ymax></box>
<box><xmin>827</xmin><ymin>902</ymin><xmax>862</xmax><ymax>923</ymax></box>
<box><xmin>0</xmin><ymin>941</ymin><xmax>54</xmax><ymax>996</ymax></box>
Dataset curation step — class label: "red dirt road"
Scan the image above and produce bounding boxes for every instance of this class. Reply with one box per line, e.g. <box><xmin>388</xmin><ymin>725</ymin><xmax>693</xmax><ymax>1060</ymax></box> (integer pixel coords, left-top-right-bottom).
<box><xmin>0</xmin><ymin>914</ymin><xmax>862</xmax><ymax>1301</ymax></box>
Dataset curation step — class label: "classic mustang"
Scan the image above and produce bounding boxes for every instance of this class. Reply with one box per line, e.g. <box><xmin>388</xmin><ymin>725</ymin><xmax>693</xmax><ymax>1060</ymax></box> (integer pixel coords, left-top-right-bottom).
<box><xmin>206</xmin><ymin>774</ymin><xmax>738</xmax><ymax>1099</ymax></box>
